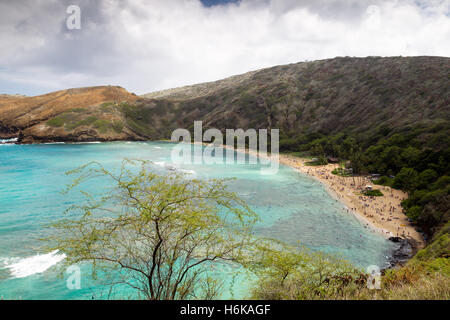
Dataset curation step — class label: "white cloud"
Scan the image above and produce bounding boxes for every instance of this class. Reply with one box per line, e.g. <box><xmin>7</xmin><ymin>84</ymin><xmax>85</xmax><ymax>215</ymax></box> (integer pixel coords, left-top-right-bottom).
<box><xmin>0</xmin><ymin>0</ymin><xmax>449</xmax><ymax>95</ymax></box>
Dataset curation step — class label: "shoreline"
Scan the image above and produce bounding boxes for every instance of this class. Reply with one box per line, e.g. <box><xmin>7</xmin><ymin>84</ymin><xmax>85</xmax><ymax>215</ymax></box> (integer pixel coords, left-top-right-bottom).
<box><xmin>278</xmin><ymin>155</ymin><xmax>424</xmax><ymax>248</ymax></box>
<box><xmin>5</xmin><ymin>139</ymin><xmax>426</xmax><ymax>253</ymax></box>
<box><xmin>212</xmin><ymin>143</ymin><xmax>425</xmax><ymax>251</ymax></box>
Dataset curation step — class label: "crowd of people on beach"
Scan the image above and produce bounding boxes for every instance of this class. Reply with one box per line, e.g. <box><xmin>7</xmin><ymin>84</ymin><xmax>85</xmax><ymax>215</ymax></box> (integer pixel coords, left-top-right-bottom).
<box><xmin>282</xmin><ymin>157</ymin><xmax>422</xmax><ymax>244</ymax></box>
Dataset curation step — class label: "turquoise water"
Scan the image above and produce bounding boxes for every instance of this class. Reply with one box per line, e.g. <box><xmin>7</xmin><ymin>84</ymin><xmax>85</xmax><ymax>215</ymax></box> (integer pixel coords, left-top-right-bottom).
<box><xmin>0</xmin><ymin>141</ymin><xmax>397</xmax><ymax>299</ymax></box>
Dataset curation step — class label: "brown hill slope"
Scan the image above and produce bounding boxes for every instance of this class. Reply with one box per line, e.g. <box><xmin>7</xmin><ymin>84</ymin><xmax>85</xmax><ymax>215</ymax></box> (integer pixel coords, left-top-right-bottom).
<box><xmin>142</xmin><ymin>70</ymin><xmax>259</xmax><ymax>101</ymax></box>
<box><xmin>0</xmin><ymin>86</ymin><xmax>141</xmax><ymax>143</ymax></box>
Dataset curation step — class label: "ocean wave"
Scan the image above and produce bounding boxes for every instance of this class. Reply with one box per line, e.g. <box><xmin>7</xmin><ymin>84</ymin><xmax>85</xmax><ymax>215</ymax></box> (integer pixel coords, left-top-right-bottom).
<box><xmin>68</xmin><ymin>141</ymin><xmax>102</xmax><ymax>145</ymax></box>
<box><xmin>153</xmin><ymin>161</ymin><xmax>176</xmax><ymax>171</ymax></box>
<box><xmin>152</xmin><ymin>161</ymin><xmax>196</xmax><ymax>175</ymax></box>
<box><xmin>2</xmin><ymin>250</ymin><xmax>66</xmax><ymax>278</ymax></box>
<box><xmin>0</xmin><ymin>138</ymin><xmax>18</xmax><ymax>144</ymax></box>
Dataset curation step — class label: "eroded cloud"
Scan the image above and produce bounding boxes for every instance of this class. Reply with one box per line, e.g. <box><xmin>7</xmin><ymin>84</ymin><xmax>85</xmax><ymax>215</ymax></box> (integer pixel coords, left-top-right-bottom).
<box><xmin>0</xmin><ymin>0</ymin><xmax>449</xmax><ymax>95</ymax></box>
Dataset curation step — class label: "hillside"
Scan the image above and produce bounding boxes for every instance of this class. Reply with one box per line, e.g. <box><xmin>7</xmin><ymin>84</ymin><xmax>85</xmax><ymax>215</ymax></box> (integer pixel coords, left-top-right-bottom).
<box><xmin>0</xmin><ymin>86</ymin><xmax>141</xmax><ymax>143</ymax></box>
<box><xmin>138</xmin><ymin>57</ymin><xmax>449</xmax><ymax>242</ymax></box>
<box><xmin>142</xmin><ymin>70</ymin><xmax>259</xmax><ymax>100</ymax></box>
<box><xmin>136</xmin><ymin>56</ymin><xmax>449</xmax><ymax>145</ymax></box>
<box><xmin>2</xmin><ymin>57</ymin><xmax>448</xmax><ymax>146</ymax></box>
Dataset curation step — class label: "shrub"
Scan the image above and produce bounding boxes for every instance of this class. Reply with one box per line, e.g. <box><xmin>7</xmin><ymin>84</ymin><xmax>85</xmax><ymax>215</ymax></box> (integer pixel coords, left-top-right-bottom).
<box><xmin>93</xmin><ymin>119</ymin><xmax>111</xmax><ymax>133</ymax></box>
<box><xmin>305</xmin><ymin>156</ymin><xmax>328</xmax><ymax>166</ymax></box>
<box><xmin>393</xmin><ymin>167</ymin><xmax>419</xmax><ymax>192</ymax></box>
<box><xmin>406</xmin><ymin>206</ymin><xmax>422</xmax><ymax>221</ymax></box>
<box><xmin>431</xmin><ymin>176</ymin><xmax>450</xmax><ymax>190</ymax></box>
<box><xmin>111</xmin><ymin>120</ymin><xmax>124</xmax><ymax>134</ymax></box>
<box><xmin>100</xmin><ymin>102</ymin><xmax>116</xmax><ymax>112</ymax></box>
<box><xmin>70</xmin><ymin>108</ymin><xmax>86</xmax><ymax>113</ymax></box>
<box><xmin>65</xmin><ymin>116</ymin><xmax>98</xmax><ymax>130</ymax></box>
<box><xmin>47</xmin><ymin>117</ymin><xmax>64</xmax><ymax>127</ymax></box>
<box><xmin>373</xmin><ymin>176</ymin><xmax>393</xmax><ymax>186</ymax></box>
<box><xmin>418</xmin><ymin>169</ymin><xmax>438</xmax><ymax>189</ymax></box>
<box><xmin>100</xmin><ymin>102</ymin><xmax>114</xmax><ymax>108</ymax></box>
<box><xmin>363</xmin><ymin>189</ymin><xmax>384</xmax><ymax>197</ymax></box>
<box><xmin>332</xmin><ymin>167</ymin><xmax>351</xmax><ymax>177</ymax></box>
<box><xmin>247</xmin><ymin>241</ymin><xmax>363</xmax><ymax>300</ymax></box>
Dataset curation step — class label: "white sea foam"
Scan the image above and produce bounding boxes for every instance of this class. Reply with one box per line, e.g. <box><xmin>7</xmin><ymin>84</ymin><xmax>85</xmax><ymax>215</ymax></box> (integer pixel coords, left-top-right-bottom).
<box><xmin>154</xmin><ymin>161</ymin><xmax>176</xmax><ymax>171</ymax></box>
<box><xmin>153</xmin><ymin>161</ymin><xmax>196</xmax><ymax>175</ymax></box>
<box><xmin>153</xmin><ymin>146</ymin><xmax>162</xmax><ymax>149</ymax></box>
<box><xmin>0</xmin><ymin>138</ymin><xmax>18</xmax><ymax>144</ymax></box>
<box><xmin>3</xmin><ymin>250</ymin><xmax>66</xmax><ymax>278</ymax></box>
<box><xmin>70</xmin><ymin>141</ymin><xmax>101</xmax><ymax>145</ymax></box>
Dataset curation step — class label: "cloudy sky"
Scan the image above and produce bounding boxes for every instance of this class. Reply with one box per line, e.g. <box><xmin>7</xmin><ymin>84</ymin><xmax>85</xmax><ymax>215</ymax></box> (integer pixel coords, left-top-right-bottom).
<box><xmin>0</xmin><ymin>0</ymin><xmax>449</xmax><ymax>96</ymax></box>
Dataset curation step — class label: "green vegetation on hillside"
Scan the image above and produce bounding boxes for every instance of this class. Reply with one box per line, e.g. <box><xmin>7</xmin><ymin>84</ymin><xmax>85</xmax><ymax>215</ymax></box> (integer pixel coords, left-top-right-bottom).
<box><xmin>46</xmin><ymin>117</ymin><xmax>65</xmax><ymax>127</ymax></box>
<box><xmin>282</xmin><ymin>122</ymin><xmax>450</xmax><ymax>238</ymax></box>
<box><xmin>249</xmin><ymin>233</ymin><xmax>449</xmax><ymax>300</ymax></box>
<box><xmin>46</xmin><ymin>109</ymin><xmax>124</xmax><ymax>135</ymax></box>
<box><xmin>137</xmin><ymin>57</ymin><xmax>449</xmax><ymax>261</ymax></box>
<box><xmin>120</xmin><ymin>101</ymin><xmax>176</xmax><ymax>139</ymax></box>
<box><xmin>278</xmin><ymin>118</ymin><xmax>449</xmax><ymax>293</ymax></box>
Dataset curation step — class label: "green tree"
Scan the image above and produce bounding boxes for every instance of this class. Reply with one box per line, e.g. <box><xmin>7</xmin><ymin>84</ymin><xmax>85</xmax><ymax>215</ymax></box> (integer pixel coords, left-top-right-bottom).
<box><xmin>418</xmin><ymin>169</ymin><xmax>438</xmax><ymax>189</ymax></box>
<box><xmin>342</xmin><ymin>137</ymin><xmax>357</xmax><ymax>159</ymax></box>
<box><xmin>48</xmin><ymin>160</ymin><xmax>258</xmax><ymax>300</ymax></box>
<box><xmin>311</xmin><ymin>143</ymin><xmax>325</xmax><ymax>158</ymax></box>
<box><xmin>393</xmin><ymin>167</ymin><xmax>419</xmax><ymax>192</ymax></box>
<box><xmin>381</xmin><ymin>146</ymin><xmax>403</xmax><ymax>173</ymax></box>
<box><xmin>246</xmin><ymin>240</ymin><xmax>362</xmax><ymax>300</ymax></box>
<box><xmin>401</xmin><ymin>146</ymin><xmax>421</xmax><ymax>168</ymax></box>
<box><xmin>406</xmin><ymin>206</ymin><xmax>422</xmax><ymax>221</ymax></box>
<box><xmin>349</xmin><ymin>151</ymin><xmax>365</xmax><ymax>174</ymax></box>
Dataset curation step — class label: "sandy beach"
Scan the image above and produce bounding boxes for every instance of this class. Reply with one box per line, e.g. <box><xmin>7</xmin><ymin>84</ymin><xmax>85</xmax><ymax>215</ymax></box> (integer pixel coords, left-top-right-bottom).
<box><xmin>278</xmin><ymin>154</ymin><xmax>425</xmax><ymax>249</ymax></box>
<box><xmin>209</xmin><ymin>142</ymin><xmax>425</xmax><ymax>249</ymax></box>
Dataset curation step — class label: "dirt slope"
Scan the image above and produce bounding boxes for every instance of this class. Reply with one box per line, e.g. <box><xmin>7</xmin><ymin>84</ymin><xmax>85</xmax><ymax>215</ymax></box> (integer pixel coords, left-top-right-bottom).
<box><xmin>0</xmin><ymin>86</ymin><xmax>141</xmax><ymax>143</ymax></box>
